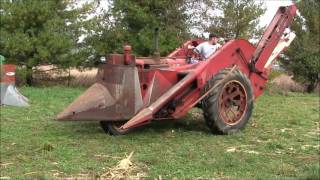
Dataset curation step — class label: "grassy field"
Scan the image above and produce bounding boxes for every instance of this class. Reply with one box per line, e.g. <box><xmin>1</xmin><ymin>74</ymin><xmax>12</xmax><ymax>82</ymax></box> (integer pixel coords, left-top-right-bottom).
<box><xmin>0</xmin><ymin>86</ymin><xmax>319</xmax><ymax>179</ymax></box>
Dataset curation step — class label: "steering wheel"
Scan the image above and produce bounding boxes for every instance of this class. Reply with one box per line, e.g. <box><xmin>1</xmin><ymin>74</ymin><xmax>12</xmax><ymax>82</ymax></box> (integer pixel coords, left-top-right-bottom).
<box><xmin>185</xmin><ymin>41</ymin><xmax>203</xmax><ymax>64</ymax></box>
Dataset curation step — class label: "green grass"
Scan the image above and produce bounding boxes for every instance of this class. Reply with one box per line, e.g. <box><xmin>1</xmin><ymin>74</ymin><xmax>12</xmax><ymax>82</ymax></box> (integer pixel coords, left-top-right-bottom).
<box><xmin>0</xmin><ymin>86</ymin><xmax>319</xmax><ymax>179</ymax></box>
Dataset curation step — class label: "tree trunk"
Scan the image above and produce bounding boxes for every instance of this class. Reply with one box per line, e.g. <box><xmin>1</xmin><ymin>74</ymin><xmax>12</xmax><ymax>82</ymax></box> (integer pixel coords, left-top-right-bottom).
<box><xmin>306</xmin><ymin>82</ymin><xmax>315</xmax><ymax>93</ymax></box>
<box><xmin>26</xmin><ymin>65</ymin><xmax>33</xmax><ymax>86</ymax></box>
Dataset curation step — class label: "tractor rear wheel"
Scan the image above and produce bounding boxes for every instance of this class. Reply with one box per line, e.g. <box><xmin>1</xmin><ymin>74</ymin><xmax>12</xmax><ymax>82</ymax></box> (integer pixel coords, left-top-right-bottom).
<box><xmin>202</xmin><ymin>68</ymin><xmax>254</xmax><ymax>134</ymax></box>
<box><xmin>100</xmin><ymin>121</ymin><xmax>130</xmax><ymax>135</ymax></box>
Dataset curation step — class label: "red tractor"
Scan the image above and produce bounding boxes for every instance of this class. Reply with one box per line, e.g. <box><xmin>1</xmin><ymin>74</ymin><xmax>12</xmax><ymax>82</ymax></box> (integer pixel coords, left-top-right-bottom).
<box><xmin>57</xmin><ymin>5</ymin><xmax>297</xmax><ymax>135</ymax></box>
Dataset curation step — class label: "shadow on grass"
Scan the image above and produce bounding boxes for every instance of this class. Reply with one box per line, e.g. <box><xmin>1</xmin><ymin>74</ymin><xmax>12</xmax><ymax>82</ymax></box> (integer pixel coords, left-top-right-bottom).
<box><xmin>54</xmin><ymin>107</ymin><xmax>219</xmax><ymax>137</ymax></box>
<box><xmin>57</xmin><ymin>117</ymin><xmax>211</xmax><ymax>137</ymax></box>
<box><xmin>134</xmin><ymin>118</ymin><xmax>209</xmax><ymax>134</ymax></box>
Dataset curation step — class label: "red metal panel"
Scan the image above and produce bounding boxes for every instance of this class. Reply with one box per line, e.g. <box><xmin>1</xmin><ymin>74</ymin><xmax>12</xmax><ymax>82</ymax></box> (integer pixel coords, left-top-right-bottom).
<box><xmin>143</xmin><ymin>70</ymin><xmax>178</xmax><ymax>106</ymax></box>
<box><xmin>1</xmin><ymin>64</ymin><xmax>16</xmax><ymax>83</ymax></box>
<box><xmin>249</xmin><ymin>73</ymin><xmax>266</xmax><ymax>97</ymax></box>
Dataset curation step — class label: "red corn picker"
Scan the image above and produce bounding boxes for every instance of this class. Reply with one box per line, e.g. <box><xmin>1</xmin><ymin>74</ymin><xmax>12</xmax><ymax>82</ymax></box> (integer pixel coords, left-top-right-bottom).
<box><xmin>57</xmin><ymin>5</ymin><xmax>297</xmax><ymax>135</ymax></box>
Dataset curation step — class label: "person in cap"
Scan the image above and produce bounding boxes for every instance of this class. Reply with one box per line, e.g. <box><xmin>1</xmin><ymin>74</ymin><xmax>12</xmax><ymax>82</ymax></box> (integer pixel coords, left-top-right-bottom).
<box><xmin>194</xmin><ymin>33</ymin><xmax>221</xmax><ymax>59</ymax></box>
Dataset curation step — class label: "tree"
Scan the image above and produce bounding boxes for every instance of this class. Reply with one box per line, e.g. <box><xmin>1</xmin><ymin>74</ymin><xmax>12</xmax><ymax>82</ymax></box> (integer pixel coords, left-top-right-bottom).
<box><xmin>206</xmin><ymin>0</ymin><xmax>265</xmax><ymax>40</ymax></box>
<box><xmin>0</xmin><ymin>0</ymin><xmax>98</xmax><ymax>85</ymax></box>
<box><xmin>87</xmin><ymin>0</ymin><xmax>204</xmax><ymax>58</ymax></box>
<box><xmin>281</xmin><ymin>0</ymin><xmax>320</xmax><ymax>92</ymax></box>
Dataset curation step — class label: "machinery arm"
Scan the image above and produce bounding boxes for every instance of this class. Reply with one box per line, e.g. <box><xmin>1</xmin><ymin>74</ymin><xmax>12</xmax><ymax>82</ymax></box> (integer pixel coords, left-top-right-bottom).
<box><xmin>250</xmin><ymin>5</ymin><xmax>297</xmax><ymax>73</ymax></box>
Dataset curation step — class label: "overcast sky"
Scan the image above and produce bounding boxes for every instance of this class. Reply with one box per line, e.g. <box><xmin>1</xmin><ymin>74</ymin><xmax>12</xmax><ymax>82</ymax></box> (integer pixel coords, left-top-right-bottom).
<box><xmin>260</xmin><ymin>0</ymin><xmax>294</xmax><ymax>26</ymax></box>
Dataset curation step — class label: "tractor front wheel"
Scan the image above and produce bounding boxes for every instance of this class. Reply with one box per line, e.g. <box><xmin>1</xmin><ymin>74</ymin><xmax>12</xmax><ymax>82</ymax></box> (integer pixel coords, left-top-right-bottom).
<box><xmin>100</xmin><ymin>121</ymin><xmax>130</xmax><ymax>135</ymax></box>
<box><xmin>202</xmin><ymin>68</ymin><xmax>254</xmax><ymax>134</ymax></box>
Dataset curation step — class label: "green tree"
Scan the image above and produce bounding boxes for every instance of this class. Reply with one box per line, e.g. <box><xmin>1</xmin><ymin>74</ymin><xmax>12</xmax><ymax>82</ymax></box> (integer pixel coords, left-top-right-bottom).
<box><xmin>0</xmin><ymin>0</ymin><xmax>98</xmax><ymax>85</ymax></box>
<box><xmin>87</xmin><ymin>0</ymin><xmax>198</xmax><ymax>58</ymax></box>
<box><xmin>207</xmin><ymin>0</ymin><xmax>265</xmax><ymax>40</ymax></box>
<box><xmin>281</xmin><ymin>0</ymin><xmax>319</xmax><ymax>92</ymax></box>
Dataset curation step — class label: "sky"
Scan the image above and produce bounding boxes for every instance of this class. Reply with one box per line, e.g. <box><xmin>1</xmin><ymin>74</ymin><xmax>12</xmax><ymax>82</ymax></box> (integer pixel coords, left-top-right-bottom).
<box><xmin>260</xmin><ymin>0</ymin><xmax>294</xmax><ymax>26</ymax></box>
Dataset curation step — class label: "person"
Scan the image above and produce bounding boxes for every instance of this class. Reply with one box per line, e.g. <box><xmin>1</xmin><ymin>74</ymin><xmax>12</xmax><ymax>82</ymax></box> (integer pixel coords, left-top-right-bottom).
<box><xmin>194</xmin><ymin>33</ymin><xmax>221</xmax><ymax>60</ymax></box>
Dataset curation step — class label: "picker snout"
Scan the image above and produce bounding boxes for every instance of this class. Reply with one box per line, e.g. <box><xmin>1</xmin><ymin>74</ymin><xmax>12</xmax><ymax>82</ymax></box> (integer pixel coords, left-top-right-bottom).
<box><xmin>57</xmin><ymin>49</ymin><xmax>143</xmax><ymax>121</ymax></box>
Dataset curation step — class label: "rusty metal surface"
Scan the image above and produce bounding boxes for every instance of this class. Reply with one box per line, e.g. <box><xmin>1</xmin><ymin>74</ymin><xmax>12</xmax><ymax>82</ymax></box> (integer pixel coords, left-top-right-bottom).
<box><xmin>121</xmin><ymin>107</ymin><xmax>153</xmax><ymax>129</ymax></box>
<box><xmin>57</xmin><ymin>64</ymin><xmax>143</xmax><ymax>121</ymax></box>
<box><xmin>219</xmin><ymin>80</ymin><xmax>247</xmax><ymax>125</ymax></box>
<box><xmin>143</xmin><ymin>70</ymin><xmax>178</xmax><ymax>106</ymax></box>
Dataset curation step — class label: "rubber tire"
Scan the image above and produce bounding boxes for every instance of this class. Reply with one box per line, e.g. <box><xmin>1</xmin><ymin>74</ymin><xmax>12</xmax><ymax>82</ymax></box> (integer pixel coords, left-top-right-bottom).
<box><xmin>202</xmin><ymin>68</ymin><xmax>254</xmax><ymax>134</ymax></box>
<box><xmin>100</xmin><ymin>121</ymin><xmax>130</xmax><ymax>136</ymax></box>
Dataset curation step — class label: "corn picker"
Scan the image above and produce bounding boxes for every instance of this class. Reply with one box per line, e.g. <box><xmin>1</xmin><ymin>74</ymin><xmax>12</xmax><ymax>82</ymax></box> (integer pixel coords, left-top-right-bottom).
<box><xmin>57</xmin><ymin>5</ymin><xmax>297</xmax><ymax>135</ymax></box>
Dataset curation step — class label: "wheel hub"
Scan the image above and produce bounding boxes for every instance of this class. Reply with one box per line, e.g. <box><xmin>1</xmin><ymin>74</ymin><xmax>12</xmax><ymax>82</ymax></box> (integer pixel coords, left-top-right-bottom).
<box><xmin>219</xmin><ymin>80</ymin><xmax>248</xmax><ymax>125</ymax></box>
